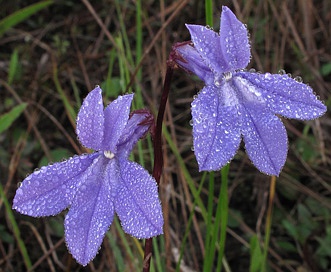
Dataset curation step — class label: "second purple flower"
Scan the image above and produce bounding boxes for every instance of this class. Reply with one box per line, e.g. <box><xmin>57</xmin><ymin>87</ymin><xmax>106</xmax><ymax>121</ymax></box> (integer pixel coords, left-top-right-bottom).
<box><xmin>173</xmin><ymin>6</ymin><xmax>326</xmax><ymax>176</ymax></box>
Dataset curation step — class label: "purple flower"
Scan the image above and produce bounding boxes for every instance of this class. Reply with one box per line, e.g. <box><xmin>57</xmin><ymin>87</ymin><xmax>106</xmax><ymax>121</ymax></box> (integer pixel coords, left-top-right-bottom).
<box><xmin>13</xmin><ymin>86</ymin><xmax>163</xmax><ymax>266</ymax></box>
<box><xmin>174</xmin><ymin>6</ymin><xmax>326</xmax><ymax>175</ymax></box>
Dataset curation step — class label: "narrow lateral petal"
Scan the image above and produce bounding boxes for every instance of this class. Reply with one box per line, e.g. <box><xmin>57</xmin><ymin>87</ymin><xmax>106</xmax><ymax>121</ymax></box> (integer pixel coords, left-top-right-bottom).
<box><xmin>241</xmin><ymin>104</ymin><xmax>288</xmax><ymax>176</ymax></box>
<box><xmin>65</xmin><ymin>156</ymin><xmax>118</xmax><ymax>266</ymax></box>
<box><xmin>76</xmin><ymin>86</ymin><xmax>104</xmax><ymax>150</ymax></box>
<box><xmin>237</xmin><ymin>72</ymin><xmax>327</xmax><ymax>120</ymax></box>
<box><xmin>102</xmin><ymin>94</ymin><xmax>134</xmax><ymax>152</ymax></box>
<box><xmin>115</xmin><ymin>160</ymin><xmax>163</xmax><ymax>238</ymax></box>
<box><xmin>13</xmin><ymin>153</ymin><xmax>99</xmax><ymax>217</ymax></box>
<box><xmin>191</xmin><ymin>85</ymin><xmax>241</xmax><ymax>171</ymax></box>
<box><xmin>117</xmin><ymin>111</ymin><xmax>153</xmax><ymax>159</ymax></box>
<box><xmin>220</xmin><ymin>6</ymin><xmax>251</xmax><ymax>70</ymax></box>
<box><xmin>175</xmin><ymin>43</ymin><xmax>214</xmax><ymax>84</ymax></box>
<box><xmin>186</xmin><ymin>24</ymin><xmax>229</xmax><ymax>73</ymax></box>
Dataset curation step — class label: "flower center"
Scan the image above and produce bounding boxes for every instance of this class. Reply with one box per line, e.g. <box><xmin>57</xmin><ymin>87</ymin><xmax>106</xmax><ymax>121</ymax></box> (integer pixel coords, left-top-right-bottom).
<box><xmin>214</xmin><ymin>72</ymin><xmax>232</xmax><ymax>87</ymax></box>
<box><xmin>223</xmin><ymin>72</ymin><xmax>232</xmax><ymax>81</ymax></box>
<box><xmin>104</xmin><ymin>151</ymin><xmax>115</xmax><ymax>159</ymax></box>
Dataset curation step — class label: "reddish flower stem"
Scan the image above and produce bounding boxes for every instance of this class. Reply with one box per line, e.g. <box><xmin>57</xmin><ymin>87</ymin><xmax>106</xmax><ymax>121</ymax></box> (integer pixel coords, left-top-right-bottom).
<box><xmin>142</xmin><ymin>62</ymin><xmax>174</xmax><ymax>272</ymax></box>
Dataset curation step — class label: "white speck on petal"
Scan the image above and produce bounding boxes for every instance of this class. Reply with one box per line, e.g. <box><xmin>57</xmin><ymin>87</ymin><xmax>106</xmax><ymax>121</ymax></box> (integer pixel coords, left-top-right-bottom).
<box><xmin>103</xmin><ymin>151</ymin><xmax>115</xmax><ymax>159</ymax></box>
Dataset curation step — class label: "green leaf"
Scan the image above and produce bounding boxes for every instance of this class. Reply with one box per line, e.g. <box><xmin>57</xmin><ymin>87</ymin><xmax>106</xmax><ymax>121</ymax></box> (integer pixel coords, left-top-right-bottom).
<box><xmin>281</xmin><ymin>220</ymin><xmax>299</xmax><ymax>240</ymax></box>
<box><xmin>321</xmin><ymin>62</ymin><xmax>331</xmax><ymax>76</ymax></box>
<box><xmin>0</xmin><ymin>1</ymin><xmax>53</xmax><ymax>37</ymax></box>
<box><xmin>249</xmin><ymin>235</ymin><xmax>263</xmax><ymax>272</ymax></box>
<box><xmin>0</xmin><ymin>103</ymin><xmax>27</xmax><ymax>134</ymax></box>
<box><xmin>276</xmin><ymin>240</ymin><xmax>297</xmax><ymax>253</ymax></box>
<box><xmin>38</xmin><ymin>148</ymin><xmax>72</xmax><ymax>167</ymax></box>
<box><xmin>8</xmin><ymin>49</ymin><xmax>19</xmax><ymax>85</ymax></box>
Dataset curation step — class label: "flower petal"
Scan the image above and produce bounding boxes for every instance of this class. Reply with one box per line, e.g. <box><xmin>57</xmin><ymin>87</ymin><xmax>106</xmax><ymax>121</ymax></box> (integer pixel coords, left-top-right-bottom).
<box><xmin>192</xmin><ymin>85</ymin><xmax>241</xmax><ymax>171</ymax></box>
<box><xmin>237</xmin><ymin>72</ymin><xmax>327</xmax><ymax>120</ymax></box>
<box><xmin>115</xmin><ymin>160</ymin><xmax>163</xmax><ymax>238</ymax></box>
<box><xmin>175</xmin><ymin>43</ymin><xmax>214</xmax><ymax>84</ymax></box>
<box><xmin>102</xmin><ymin>94</ymin><xmax>134</xmax><ymax>152</ymax></box>
<box><xmin>76</xmin><ymin>86</ymin><xmax>104</xmax><ymax>150</ymax></box>
<box><xmin>186</xmin><ymin>24</ymin><xmax>229</xmax><ymax>73</ymax></box>
<box><xmin>13</xmin><ymin>153</ymin><xmax>99</xmax><ymax>217</ymax></box>
<box><xmin>241</xmin><ymin>104</ymin><xmax>288</xmax><ymax>176</ymax></box>
<box><xmin>117</xmin><ymin>110</ymin><xmax>153</xmax><ymax>159</ymax></box>
<box><xmin>220</xmin><ymin>6</ymin><xmax>251</xmax><ymax>70</ymax></box>
<box><xmin>65</xmin><ymin>156</ymin><xmax>118</xmax><ymax>266</ymax></box>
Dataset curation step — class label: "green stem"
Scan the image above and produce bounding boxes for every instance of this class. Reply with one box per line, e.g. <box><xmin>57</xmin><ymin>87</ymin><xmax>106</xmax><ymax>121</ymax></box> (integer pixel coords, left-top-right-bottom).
<box><xmin>261</xmin><ymin>176</ymin><xmax>277</xmax><ymax>271</ymax></box>
<box><xmin>205</xmin><ymin>0</ymin><xmax>213</xmax><ymax>26</ymax></box>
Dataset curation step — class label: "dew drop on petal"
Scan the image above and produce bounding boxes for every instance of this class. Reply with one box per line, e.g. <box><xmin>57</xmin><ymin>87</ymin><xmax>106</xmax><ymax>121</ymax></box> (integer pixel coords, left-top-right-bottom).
<box><xmin>294</xmin><ymin>76</ymin><xmax>303</xmax><ymax>82</ymax></box>
<box><xmin>278</xmin><ymin>69</ymin><xmax>286</xmax><ymax>75</ymax></box>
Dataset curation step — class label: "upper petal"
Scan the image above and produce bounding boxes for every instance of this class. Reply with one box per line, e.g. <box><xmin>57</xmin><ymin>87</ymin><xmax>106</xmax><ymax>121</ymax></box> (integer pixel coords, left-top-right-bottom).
<box><xmin>220</xmin><ymin>6</ymin><xmax>251</xmax><ymax>70</ymax></box>
<box><xmin>116</xmin><ymin>110</ymin><xmax>153</xmax><ymax>159</ymax></box>
<box><xmin>102</xmin><ymin>94</ymin><xmax>134</xmax><ymax>152</ymax></box>
<box><xmin>115</xmin><ymin>160</ymin><xmax>163</xmax><ymax>238</ymax></box>
<box><xmin>186</xmin><ymin>24</ymin><xmax>229</xmax><ymax>73</ymax></box>
<box><xmin>237</xmin><ymin>72</ymin><xmax>327</xmax><ymax>120</ymax></box>
<box><xmin>76</xmin><ymin>86</ymin><xmax>104</xmax><ymax>150</ymax></box>
<box><xmin>13</xmin><ymin>153</ymin><xmax>99</xmax><ymax>217</ymax></box>
<box><xmin>65</xmin><ymin>156</ymin><xmax>119</xmax><ymax>266</ymax></box>
<box><xmin>192</xmin><ymin>85</ymin><xmax>241</xmax><ymax>171</ymax></box>
<box><xmin>174</xmin><ymin>43</ymin><xmax>214</xmax><ymax>84</ymax></box>
<box><xmin>240</xmin><ymin>103</ymin><xmax>288</xmax><ymax>176</ymax></box>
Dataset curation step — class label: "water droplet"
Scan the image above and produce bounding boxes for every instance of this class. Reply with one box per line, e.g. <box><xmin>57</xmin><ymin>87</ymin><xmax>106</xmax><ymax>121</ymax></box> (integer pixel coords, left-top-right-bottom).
<box><xmin>249</xmin><ymin>68</ymin><xmax>256</xmax><ymax>73</ymax></box>
<box><xmin>189</xmin><ymin>120</ymin><xmax>193</xmax><ymax>126</ymax></box>
<box><xmin>278</xmin><ymin>69</ymin><xmax>286</xmax><ymax>75</ymax></box>
<box><xmin>294</xmin><ymin>76</ymin><xmax>302</xmax><ymax>82</ymax></box>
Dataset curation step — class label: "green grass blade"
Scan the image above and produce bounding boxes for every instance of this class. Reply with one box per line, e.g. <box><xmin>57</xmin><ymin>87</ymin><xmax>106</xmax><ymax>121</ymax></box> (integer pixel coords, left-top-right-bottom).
<box><xmin>0</xmin><ymin>183</ymin><xmax>32</xmax><ymax>269</ymax></box>
<box><xmin>163</xmin><ymin>126</ymin><xmax>207</xmax><ymax>220</ymax></box>
<box><xmin>0</xmin><ymin>0</ymin><xmax>53</xmax><ymax>37</ymax></box>
<box><xmin>203</xmin><ymin>172</ymin><xmax>215</xmax><ymax>272</ymax></box>
<box><xmin>106</xmin><ymin>232</ymin><xmax>125</xmax><ymax>271</ymax></box>
<box><xmin>176</xmin><ymin>172</ymin><xmax>207</xmax><ymax>272</ymax></box>
<box><xmin>0</xmin><ymin>103</ymin><xmax>27</xmax><ymax>134</ymax></box>
<box><xmin>216</xmin><ymin>164</ymin><xmax>230</xmax><ymax>272</ymax></box>
<box><xmin>53</xmin><ymin>65</ymin><xmax>76</xmax><ymax>126</ymax></box>
<box><xmin>8</xmin><ymin>49</ymin><xmax>19</xmax><ymax>85</ymax></box>
<box><xmin>250</xmin><ymin>235</ymin><xmax>263</xmax><ymax>272</ymax></box>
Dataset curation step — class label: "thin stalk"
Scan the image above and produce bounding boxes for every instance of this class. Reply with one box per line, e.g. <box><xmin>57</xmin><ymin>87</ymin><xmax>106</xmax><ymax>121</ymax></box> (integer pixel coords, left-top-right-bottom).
<box><xmin>0</xmin><ymin>183</ymin><xmax>32</xmax><ymax>270</ymax></box>
<box><xmin>205</xmin><ymin>0</ymin><xmax>213</xmax><ymax>26</ymax></box>
<box><xmin>142</xmin><ymin>64</ymin><xmax>174</xmax><ymax>272</ymax></box>
<box><xmin>217</xmin><ymin>164</ymin><xmax>230</xmax><ymax>272</ymax></box>
<box><xmin>203</xmin><ymin>172</ymin><xmax>215</xmax><ymax>272</ymax></box>
<box><xmin>261</xmin><ymin>176</ymin><xmax>277</xmax><ymax>272</ymax></box>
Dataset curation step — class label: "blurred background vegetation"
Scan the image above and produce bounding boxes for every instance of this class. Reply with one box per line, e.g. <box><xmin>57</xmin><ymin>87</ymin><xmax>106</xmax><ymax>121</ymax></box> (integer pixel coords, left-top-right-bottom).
<box><xmin>0</xmin><ymin>0</ymin><xmax>330</xmax><ymax>271</ymax></box>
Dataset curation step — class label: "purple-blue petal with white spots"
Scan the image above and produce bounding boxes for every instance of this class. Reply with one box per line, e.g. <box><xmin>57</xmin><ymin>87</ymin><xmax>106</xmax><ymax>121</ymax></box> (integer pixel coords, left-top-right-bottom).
<box><xmin>13</xmin><ymin>153</ymin><xmax>99</xmax><ymax>217</ymax></box>
<box><xmin>237</xmin><ymin>72</ymin><xmax>327</xmax><ymax>120</ymax></box>
<box><xmin>186</xmin><ymin>24</ymin><xmax>229</xmax><ymax>73</ymax></box>
<box><xmin>76</xmin><ymin>86</ymin><xmax>104</xmax><ymax>150</ymax></box>
<box><xmin>102</xmin><ymin>94</ymin><xmax>134</xmax><ymax>153</ymax></box>
<box><xmin>65</xmin><ymin>156</ymin><xmax>118</xmax><ymax>266</ymax></box>
<box><xmin>175</xmin><ymin>43</ymin><xmax>214</xmax><ymax>84</ymax></box>
<box><xmin>241</xmin><ymin>104</ymin><xmax>288</xmax><ymax>176</ymax></box>
<box><xmin>115</xmin><ymin>160</ymin><xmax>163</xmax><ymax>238</ymax></box>
<box><xmin>192</xmin><ymin>85</ymin><xmax>241</xmax><ymax>171</ymax></box>
<box><xmin>117</xmin><ymin>111</ymin><xmax>153</xmax><ymax>159</ymax></box>
<box><xmin>220</xmin><ymin>6</ymin><xmax>250</xmax><ymax>70</ymax></box>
